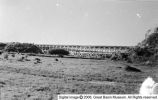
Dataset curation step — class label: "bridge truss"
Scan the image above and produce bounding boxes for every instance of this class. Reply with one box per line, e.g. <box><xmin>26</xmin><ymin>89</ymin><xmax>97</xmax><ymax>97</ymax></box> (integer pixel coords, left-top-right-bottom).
<box><xmin>36</xmin><ymin>44</ymin><xmax>131</xmax><ymax>59</ymax></box>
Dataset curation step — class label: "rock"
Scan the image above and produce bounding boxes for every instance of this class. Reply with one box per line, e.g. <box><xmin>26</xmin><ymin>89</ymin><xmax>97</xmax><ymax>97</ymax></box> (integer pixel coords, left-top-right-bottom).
<box><xmin>55</xmin><ymin>58</ymin><xmax>58</xmax><ymax>61</ymax></box>
<box><xmin>35</xmin><ymin>58</ymin><xmax>40</xmax><ymax>61</ymax></box>
<box><xmin>116</xmin><ymin>66</ymin><xmax>122</xmax><ymax>69</ymax></box>
<box><xmin>125</xmin><ymin>65</ymin><xmax>141</xmax><ymax>72</ymax></box>
<box><xmin>34</xmin><ymin>58</ymin><xmax>41</xmax><ymax>63</ymax></box>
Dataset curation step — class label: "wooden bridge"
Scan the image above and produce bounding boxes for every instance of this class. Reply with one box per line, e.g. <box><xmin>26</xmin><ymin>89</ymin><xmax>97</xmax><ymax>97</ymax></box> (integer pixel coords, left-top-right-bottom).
<box><xmin>36</xmin><ymin>44</ymin><xmax>131</xmax><ymax>59</ymax></box>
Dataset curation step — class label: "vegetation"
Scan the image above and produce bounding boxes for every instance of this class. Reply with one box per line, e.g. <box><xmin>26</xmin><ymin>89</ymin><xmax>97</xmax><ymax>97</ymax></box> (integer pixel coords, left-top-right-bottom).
<box><xmin>126</xmin><ymin>27</ymin><xmax>158</xmax><ymax>65</ymax></box>
<box><xmin>0</xmin><ymin>42</ymin><xmax>7</xmax><ymax>50</ymax></box>
<box><xmin>4</xmin><ymin>42</ymin><xmax>43</xmax><ymax>54</ymax></box>
<box><xmin>108</xmin><ymin>27</ymin><xmax>158</xmax><ymax>66</ymax></box>
<box><xmin>3</xmin><ymin>52</ymin><xmax>9</xmax><ymax>60</ymax></box>
<box><xmin>48</xmin><ymin>49</ymin><xmax>69</xmax><ymax>57</ymax></box>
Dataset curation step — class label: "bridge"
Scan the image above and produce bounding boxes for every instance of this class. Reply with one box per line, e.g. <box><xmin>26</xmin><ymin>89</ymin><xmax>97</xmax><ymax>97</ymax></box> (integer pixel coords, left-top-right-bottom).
<box><xmin>36</xmin><ymin>44</ymin><xmax>131</xmax><ymax>59</ymax></box>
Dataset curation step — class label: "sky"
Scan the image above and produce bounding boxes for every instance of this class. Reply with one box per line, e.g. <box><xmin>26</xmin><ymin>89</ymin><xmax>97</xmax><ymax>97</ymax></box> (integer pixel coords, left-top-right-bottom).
<box><xmin>0</xmin><ymin>0</ymin><xmax>158</xmax><ymax>46</ymax></box>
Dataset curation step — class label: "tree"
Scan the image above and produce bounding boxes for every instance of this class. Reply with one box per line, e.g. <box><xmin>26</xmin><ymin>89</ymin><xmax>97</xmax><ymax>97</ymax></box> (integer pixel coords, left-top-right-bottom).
<box><xmin>126</xmin><ymin>27</ymin><xmax>158</xmax><ymax>63</ymax></box>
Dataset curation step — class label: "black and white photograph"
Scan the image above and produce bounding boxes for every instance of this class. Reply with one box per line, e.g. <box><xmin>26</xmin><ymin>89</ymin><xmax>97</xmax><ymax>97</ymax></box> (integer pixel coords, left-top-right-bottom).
<box><xmin>0</xmin><ymin>0</ymin><xmax>158</xmax><ymax>99</ymax></box>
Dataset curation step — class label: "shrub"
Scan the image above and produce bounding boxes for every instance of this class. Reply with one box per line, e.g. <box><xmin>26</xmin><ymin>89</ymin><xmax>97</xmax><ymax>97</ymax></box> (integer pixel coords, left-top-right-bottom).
<box><xmin>48</xmin><ymin>49</ymin><xmax>69</xmax><ymax>57</ymax></box>
<box><xmin>105</xmin><ymin>54</ymin><xmax>112</xmax><ymax>58</ymax></box>
<box><xmin>120</xmin><ymin>53</ymin><xmax>129</xmax><ymax>61</ymax></box>
<box><xmin>0</xmin><ymin>43</ymin><xmax>7</xmax><ymax>50</ymax></box>
<box><xmin>100</xmin><ymin>54</ymin><xmax>106</xmax><ymax>59</ymax></box>
<box><xmin>4</xmin><ymin>42</ymin><xmax>43</xmax><ymax>54</ymax></box>
<box><xmin>110</xmin><ymin>52</ymin><xmax>123</xmax><ymax>61</ymax></box>
<box><xmin>110</xmin><ymin>53</ymin><xmax>118</xmax><ymax>60</ymax></box>
<box><xmin>3</xmin><ymin>52</ymin><xmax>9</xmax><ymax>60</ymax></box>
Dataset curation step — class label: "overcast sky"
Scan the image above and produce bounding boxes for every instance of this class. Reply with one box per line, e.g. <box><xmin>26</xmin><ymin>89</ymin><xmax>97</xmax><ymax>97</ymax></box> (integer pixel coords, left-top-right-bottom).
<box><xmin>0</xmin><ymin>0</ymin><xmax>158</xmax><ymax>46</ymax></box>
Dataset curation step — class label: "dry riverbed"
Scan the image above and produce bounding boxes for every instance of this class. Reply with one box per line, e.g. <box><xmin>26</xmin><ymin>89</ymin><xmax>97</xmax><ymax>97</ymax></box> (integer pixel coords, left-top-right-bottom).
<box><xmin>0</xmin><ymin>54</ymin><xmax>157</xmax><ymax>100</ymax></box>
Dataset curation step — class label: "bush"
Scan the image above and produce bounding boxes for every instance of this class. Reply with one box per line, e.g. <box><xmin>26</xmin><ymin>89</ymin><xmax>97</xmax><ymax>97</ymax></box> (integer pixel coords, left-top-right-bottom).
<box><xmin>3</xmin><ymin>52</ymin><xmax>9</xmax><ymax>60</ymax></box>
<box><xmin>0</xmin><ymin>43</ymin><xmax>7</xmax><ymax>50</ymax></box>
<box><xmin>110</xmin><ymin>52</ymin><xmax>124</xmax><ymax>61</ymax></box>
<box><xmin>105</xmin><ymin>54</ymin><xmax>112</xmax><ymax>58</ymax></box>
<box><xmin>48</xmin><ymin>49</ymin><xmax>69</xmax><ymax>57</ymax></box>
<box><xmin>4</xmin><ymin>42</ymin><xmax>43</xmax><ymax>54</ymax></box>
<box><xmin>120</xmin><ymin>53</ymin><xmax>129</xmax><ymax>61</ymax></box>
